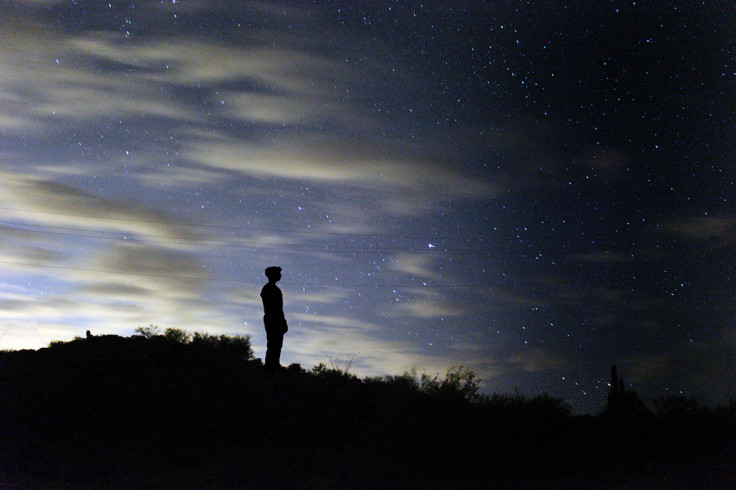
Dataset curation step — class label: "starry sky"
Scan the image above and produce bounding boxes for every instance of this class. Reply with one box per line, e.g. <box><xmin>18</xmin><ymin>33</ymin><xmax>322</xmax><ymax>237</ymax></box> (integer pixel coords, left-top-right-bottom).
<box><xmin>1</xmin><ymin>0</ymin><xmax>734</xmax><ymax>413</ymax></box>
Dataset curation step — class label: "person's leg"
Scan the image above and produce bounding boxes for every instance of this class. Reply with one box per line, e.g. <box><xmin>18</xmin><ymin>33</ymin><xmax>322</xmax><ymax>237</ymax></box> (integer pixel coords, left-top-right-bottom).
<box><xmin>271</xmin><ymin>332</ymin><xmax>283</xmax><ymax>369</ymax></box>
<box><xmin>265</xmin><ymin>329</ymin><xmax>284</xmax><ymax>370</ymax></box>
<box><xmin>265</xmin><ymin>329</ymin><xmax>275</xmax><ymax>370</ymax></box>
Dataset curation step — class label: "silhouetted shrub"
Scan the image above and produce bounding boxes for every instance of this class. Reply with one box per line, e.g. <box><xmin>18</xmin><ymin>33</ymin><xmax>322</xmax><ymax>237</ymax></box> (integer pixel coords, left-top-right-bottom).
<box><xmin>132</xmin><ymin>327</ymin><xmax>253</xmax><ymax>360</ymax></box>
<box><xmin>311</xmin><ymin>354</ymin><xmax>358</xmax><ymax>379</ymax></box>
<box><xmin>213</xmin><ymin>334</ymin><xmax>253</xmax><ymax>359</ymax></box>
<box><xmin>192</xmin><ymin>331</ymin><xmax>219</xmax><ymax>347</ymax></box>
<box><xmin>653</xmin><ymin>394</ymin><xmax>704</xmax><ymax>421</ymax></box>
<box><xmin>365</xmin><ymin>371</ymin><xmax>420</xmax><ymax>392</ymax></box>
<box><xmin>287</xmin><ymin>363</ymin><xmax>306</xmax><ymax>374</ymax></box>
<box><xmin>329</xmin><ymin>354</ymin><xmax>356</xmax><ymax>375</ymax></box>
<box><xmin>420</xmin><ymin>366</ymin><xmax>480</xmax><ymax>402</ymax></box>
<box><xmin>525</xmin><ymin>392</ymin><xmax>573</xmax><ymax>417</ymax></box>
<box><xmin>135</xmin><ymin>324</ymin><xmax>162</xmax><ymax>338</ymax></box>
<box><xmin>164</xmin><ymin>327</ymin><xmax>191</xmax><ymax>344</ymax></box>
<box><xmin>312</xmin><ymin>361</ymin><xmax>358</xmax><ymax>381</ymax></box>
<box><xmin>312</xmin><ymin>362</ymin><xmax>332</xmax><ymax>376</ymax></box>
<box><xmin>478</xmin><ymin>391</ymin><xmax>571</xmax><ymax>418</ymax></box>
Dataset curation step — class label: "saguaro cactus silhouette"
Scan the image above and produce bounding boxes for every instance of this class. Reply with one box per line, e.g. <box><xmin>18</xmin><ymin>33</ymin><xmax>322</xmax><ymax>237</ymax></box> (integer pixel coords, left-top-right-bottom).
<box><xmin>607</xmin><ymin>365</ymin><xmax>626</xmax><ymax>412</ymax></box>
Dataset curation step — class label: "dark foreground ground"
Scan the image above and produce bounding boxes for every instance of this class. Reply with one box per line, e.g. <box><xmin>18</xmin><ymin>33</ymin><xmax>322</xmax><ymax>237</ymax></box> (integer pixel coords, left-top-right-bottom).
<box><xmin>0</xmin><ymin>334</ymin><xmax>734</xmax><ymax>489</ymax></box>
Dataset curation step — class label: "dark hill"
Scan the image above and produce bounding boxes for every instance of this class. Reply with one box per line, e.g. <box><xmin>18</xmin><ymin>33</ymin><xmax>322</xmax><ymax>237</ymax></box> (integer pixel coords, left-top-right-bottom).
<box><xmin>0</xmin><ymin>332</ymin><xmax>734</xmax><ymax>488</ymax></box>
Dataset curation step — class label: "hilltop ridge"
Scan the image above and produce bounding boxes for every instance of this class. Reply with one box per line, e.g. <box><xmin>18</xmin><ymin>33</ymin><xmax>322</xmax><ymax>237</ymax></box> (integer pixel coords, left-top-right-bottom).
<box><xmin>0</xmin><ymin>330</ymin><xmax>733</xmax><ymax>488</ymax></box>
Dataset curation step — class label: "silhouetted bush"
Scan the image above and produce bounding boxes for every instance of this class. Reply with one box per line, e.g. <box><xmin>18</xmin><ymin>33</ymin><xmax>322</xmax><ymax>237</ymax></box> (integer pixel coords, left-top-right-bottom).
<box><xmin>191</xmin><ymin>330</ymin><xmax>219</xmax><ymax>347</ymax></box>
<box><xmin>132</xmin><ymin>326</ymin><xmax>253</xmax><ymax>361</ymax></box>
<box><xmin>311</xmin><ymin>361</ymin><xmax>359</xmax><ymax>382</ymax></box>
<box><xmin>134</xmin><ymin>324</ymin><xmax>162</xmax><ymax>338</ymax></box>
<box><xmin>523</xmin><ymin>392</ymin><xmax>573</xmax><ymax>417</ymax></box>
<box><xmin>478</xmin><ymin>391</ymin><xmax>573</xmax><ymax>418</ymax></box>
<box><xmin>365</xmin><ymin>371</ymin><xmax>420</xmax><ymax>392</ymax></box>
<box><xmin>214</xmin><ymin>333</ymin><xmax>254</xmax><ymax>359</ymax></box>
<box><xmin>653</xmin><ymin>394</ymin><xmax>705</xmax><ymax>421</ymax></box>
<box><xmin>164</xmin><ymin>327</ymin><xmax>192</xmax><ymax>343</ymax></box>
<box><xmin>420</xmin><ymin>366</ymin><xmax>480</xmax><ymax>402</ymax></box>
<box><xmin>286</xmin><ymin>363</ymin><xmax>306</xmax><ymax>374</ymax></box>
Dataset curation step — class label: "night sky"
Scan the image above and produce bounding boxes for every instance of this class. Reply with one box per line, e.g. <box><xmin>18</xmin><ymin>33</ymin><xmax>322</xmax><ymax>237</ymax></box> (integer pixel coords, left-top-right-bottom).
<box><xmin>1</xmin><ymin>1</ymin><xmax>734</xmax><ymax>413</ymax></box>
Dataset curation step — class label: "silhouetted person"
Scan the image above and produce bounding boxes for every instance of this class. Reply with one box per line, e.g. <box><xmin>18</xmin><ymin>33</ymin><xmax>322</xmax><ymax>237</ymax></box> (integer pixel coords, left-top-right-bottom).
<box><xmin>261</xmin><ymin>266</ymin><xmax>288</xmax><ymax>371</ymax></box>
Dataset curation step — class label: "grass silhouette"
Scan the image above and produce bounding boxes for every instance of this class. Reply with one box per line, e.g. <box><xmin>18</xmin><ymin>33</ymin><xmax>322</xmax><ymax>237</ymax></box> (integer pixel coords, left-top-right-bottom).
<box><xmin>0</xmin><ymin>329</ymin><xmax>734</xmax><ymax>488</ymax></box>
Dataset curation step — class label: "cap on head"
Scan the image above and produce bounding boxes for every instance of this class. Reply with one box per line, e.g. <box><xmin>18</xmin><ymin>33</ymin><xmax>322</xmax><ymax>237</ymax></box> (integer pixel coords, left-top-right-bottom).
<box><xmin>264</xmin><ymin>266</ymin><xmax>282</xmax><ymax>280</ymax></box>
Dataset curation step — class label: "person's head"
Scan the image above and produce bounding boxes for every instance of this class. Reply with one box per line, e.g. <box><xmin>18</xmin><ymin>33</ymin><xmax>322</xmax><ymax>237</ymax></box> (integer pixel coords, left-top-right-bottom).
<box><xmin>265</xmin><ymin>266</ymin><xmax>282</xmax><ymax>282</ymax></box>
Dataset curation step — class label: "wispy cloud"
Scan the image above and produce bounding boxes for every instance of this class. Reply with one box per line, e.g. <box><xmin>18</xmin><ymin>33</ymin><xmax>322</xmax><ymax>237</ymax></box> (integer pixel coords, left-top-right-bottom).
<box><xmin>507</xmin><ymin>348</ymin><xmax>573</xmax><ymax>373</ymax></box>
<box><xmin>390</xmin><ymin>289</ymin><xmax>465</xmax><ymax>320</ymax></box>
<box><xmin>658</xmin><ymin>213</ymin><xmax>736</xmax><ymax>241</ymax></box>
